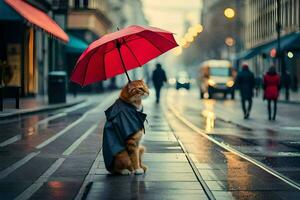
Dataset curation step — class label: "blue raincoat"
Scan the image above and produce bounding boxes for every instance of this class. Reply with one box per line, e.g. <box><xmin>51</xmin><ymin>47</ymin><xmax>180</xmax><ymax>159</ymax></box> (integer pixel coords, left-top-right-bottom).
<box><xmin>102</xmin><ymin>98</ymin><xmax>147</xmax><ymax>172</ymax></box>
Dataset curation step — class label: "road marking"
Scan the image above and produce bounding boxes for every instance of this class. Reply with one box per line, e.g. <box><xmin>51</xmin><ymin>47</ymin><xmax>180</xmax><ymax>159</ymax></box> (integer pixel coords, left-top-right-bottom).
<box><xmin>0</xmin><ymin>151</ymin><xmax>40</xmax><ymax>179</ymax></box>
<box><xmin>63</xmin><ymin>125</ymin><xmax>98</xmax><ymax>156</ymax></box>
<box><xmin>0</xmin><ymin>102</ymin><xmax>91</xmax><ymax>148</ymax></box>
<box><xmin>14</xmin><ymin>158</ymin><xmax>65</xmax><ymax>200</ymax></box>
<box><xmin>166</xmin><ymin>95</ymin><xmax>300</xmax><ymax>191</ymax></box>
<box><xmin>36</xmin><ymin>113</ymin><xmax>67</xmax><ymax>126</ymax></box>
<box><xmin>0</xmin><ymin>135</ymin><xmax>22</xmax><ymax>147</ymax></box>
<box><xmin>36</xmin><ymin>101</ymin><xmax>92</xmax><ymax>127</ymax></box>
<box><xmin>36</xmin><ymin>94</ymin><xmax>115</xmax><ymax>149</ymax></box>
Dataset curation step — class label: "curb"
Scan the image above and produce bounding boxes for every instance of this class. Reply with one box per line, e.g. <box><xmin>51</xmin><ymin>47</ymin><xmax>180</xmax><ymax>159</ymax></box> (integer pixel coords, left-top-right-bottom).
<box><xmin>0</xmin><ymin>99</ymin><xmax>86</xmax><ymax>119</ymax></box>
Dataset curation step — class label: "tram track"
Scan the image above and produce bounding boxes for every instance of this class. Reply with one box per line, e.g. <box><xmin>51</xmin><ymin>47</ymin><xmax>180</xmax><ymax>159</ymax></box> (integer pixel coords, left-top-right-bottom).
<box><xmin>165</xmin><ymin>92</ymin><xmax>300</xmax><ymax>192</ymax></box>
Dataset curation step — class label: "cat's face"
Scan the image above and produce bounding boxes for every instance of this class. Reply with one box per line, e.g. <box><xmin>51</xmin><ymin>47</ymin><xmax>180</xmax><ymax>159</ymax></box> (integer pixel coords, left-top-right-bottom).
<box><xmin>120</xmin><ymin>80</ymin><xmax>149</xmax><ymax>102</ymax></box>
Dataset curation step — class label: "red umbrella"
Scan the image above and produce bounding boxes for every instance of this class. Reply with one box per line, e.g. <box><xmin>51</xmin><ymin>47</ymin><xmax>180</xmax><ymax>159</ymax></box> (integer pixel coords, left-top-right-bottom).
<box><xmin>70</xmin><ymin>25</ymin><xmax>178</xmax><ymax>86</ymax></box>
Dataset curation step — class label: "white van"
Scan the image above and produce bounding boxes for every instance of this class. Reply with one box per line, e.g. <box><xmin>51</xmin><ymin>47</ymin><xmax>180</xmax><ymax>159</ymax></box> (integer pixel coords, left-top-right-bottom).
<box><xmin>198</xmin><ymin>60</ymin><xmax>236</xmax><ymax>99</ymax></box>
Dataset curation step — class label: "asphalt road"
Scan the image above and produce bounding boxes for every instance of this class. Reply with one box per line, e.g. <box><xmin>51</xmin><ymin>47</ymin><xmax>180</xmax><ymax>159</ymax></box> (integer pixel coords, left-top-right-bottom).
<box><xmin>0</xmin><ymin>93</ymin><xmax>117</xmax><ymax>200</ymax></box>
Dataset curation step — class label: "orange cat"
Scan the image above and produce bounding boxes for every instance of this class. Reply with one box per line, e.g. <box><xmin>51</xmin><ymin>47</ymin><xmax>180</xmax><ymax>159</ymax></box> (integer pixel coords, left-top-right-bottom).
<box><xmin>103</xmin><ymin>80</ymin><xmax>149</xmax><ymax>175</ymax></box>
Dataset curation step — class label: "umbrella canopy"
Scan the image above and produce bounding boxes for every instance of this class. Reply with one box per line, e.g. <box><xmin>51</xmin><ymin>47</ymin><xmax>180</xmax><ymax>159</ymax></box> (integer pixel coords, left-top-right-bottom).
<box><xmin>70</xmin><ymin>25</ymin><xmax>178</xmax><ymax>86</ymax></box>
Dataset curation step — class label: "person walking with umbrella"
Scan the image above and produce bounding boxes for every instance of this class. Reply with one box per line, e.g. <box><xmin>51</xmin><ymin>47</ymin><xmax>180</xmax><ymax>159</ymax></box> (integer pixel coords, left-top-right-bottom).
<box><xmin>152</xmin><ymin>63</ymin><xmax>167</xmax><ymax>103</ymax></box>
<box><xmin>236</xmin><ymin>63</ymin><xmax>255</xmax><ymax>119</ymax></box>
<box><xmin>263</xmin><ymin>66</ymin><xmax>281</xmax><ymax>120</ymax></box>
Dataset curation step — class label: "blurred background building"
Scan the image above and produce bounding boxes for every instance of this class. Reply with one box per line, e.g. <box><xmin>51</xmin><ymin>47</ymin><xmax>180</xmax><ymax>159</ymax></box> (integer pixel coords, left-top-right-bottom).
<box><xmin>0</xmin><ymin>0</ymin><xmax>149</xmax><ymax>99</ymax></box>
<box><xmin>0</xmin><ymin>0</ymin><xmax>69</xmax><ymax>97</ymax></box>
<box><xmin>238</xmin><ymin>0</ymin><xmax>300</xmax><ymax>91</ymax></box>
<box><xmin>193</xmin><ymin>0</ymin><xmax>244</xmax><ymax>64</ymax></box>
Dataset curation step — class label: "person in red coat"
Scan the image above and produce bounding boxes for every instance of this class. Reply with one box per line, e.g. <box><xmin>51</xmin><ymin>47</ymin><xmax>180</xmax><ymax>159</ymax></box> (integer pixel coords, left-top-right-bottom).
<box><xmin>263</xmin><ymin>66</ymin><xmax>281</xmax><ymax>120</ymax></box>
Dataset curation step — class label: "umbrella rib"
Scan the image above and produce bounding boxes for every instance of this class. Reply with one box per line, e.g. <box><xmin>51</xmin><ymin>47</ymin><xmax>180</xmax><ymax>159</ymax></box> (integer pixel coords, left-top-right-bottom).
<box><xmin>123</xmin><ymin>41</ymin><xmax>142</xmax><ymax>67</ymax></box>
<box><xmin>82</xmin><ymin>47</ymin><xmax>100</xmax><ymax>86</ymax></box>
<box><xmin>136</xmin><ymin>33</ymin><xmax>163</xmax><ymax>53</ymax></box>
<box><xmin>151</xmin><ymin>32</ymin><xmax>178</xmax><ymax>46</ymax></box>
<box><xmin>101</xmin><ymin>42</ymin><xmax>108</xmax><ymax>80</ymax></box>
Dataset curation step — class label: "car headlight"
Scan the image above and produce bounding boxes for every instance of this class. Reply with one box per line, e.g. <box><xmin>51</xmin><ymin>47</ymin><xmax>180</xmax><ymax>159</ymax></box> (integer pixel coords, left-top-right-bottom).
<box><xmin>208</xmin><ymin>79</ymin><xmax>216</xmax><ymax>86</ymax></box>
<box><xmin>226</xmin><ymin>80</ymin><xmax>234</xmax><ymax>87</ymax></box>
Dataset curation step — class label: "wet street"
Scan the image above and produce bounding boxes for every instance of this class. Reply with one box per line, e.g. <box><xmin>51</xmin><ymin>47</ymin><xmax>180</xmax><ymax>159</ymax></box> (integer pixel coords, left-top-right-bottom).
<box><xmin>0</xmin><ymin>89</ymin><xmax>300</xmax><ymax>200</ymax></box>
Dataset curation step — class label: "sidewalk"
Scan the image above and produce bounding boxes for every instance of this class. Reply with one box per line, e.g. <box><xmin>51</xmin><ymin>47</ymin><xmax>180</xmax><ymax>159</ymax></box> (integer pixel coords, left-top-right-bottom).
<box><xmin>76</xmin><ymin>95</ymin><xmax>209</xmax><ymax>200</ymax></box>
<box><xmin>187</xmin><ymin>88</ymin><xmax>300</xmax><ymax>131</ymax></box>
<box><xmin>254</xmin><ymin>89</ymin><xmax>300</xmax><ymax>104</ymax></box>
<box><xmin>0</xmin><ymin>94</ymin><xmax>86</xmax><ymax>119</ymax></box>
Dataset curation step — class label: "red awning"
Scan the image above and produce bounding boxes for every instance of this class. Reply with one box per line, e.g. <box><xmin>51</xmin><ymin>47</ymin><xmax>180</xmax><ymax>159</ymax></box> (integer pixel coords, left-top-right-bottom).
<box><xmin>5</xmin><ymin>0</ymin><xmax>69</xmax><ymax>43</ymax></box>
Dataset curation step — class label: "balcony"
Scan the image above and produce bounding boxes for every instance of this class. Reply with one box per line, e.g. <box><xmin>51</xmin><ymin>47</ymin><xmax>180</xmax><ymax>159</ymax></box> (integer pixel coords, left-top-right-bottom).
<box><xmin>68</xmin><ymin>8</ymin><xmax>111</xmax><ymax>36</ymax></box>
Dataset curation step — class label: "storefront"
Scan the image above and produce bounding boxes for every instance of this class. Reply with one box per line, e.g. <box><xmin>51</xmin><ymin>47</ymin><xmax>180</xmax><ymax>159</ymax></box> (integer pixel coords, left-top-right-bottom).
<box><xmin>0</xmin><ymin>0</ymin><xmax>68</xmax><ymax>96</ymax></box>
<box><xmin>236</xmin><ymin>32</ymin><xmax>300</xmax><ymax>91</ymax></box>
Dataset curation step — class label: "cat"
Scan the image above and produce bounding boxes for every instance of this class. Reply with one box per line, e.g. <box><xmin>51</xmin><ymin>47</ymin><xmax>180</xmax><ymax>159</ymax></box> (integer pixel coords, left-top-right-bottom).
<box><xmin>112</xmin><ymin>80</ymin><xmax>149</xmax><ymax>175</ymax></box>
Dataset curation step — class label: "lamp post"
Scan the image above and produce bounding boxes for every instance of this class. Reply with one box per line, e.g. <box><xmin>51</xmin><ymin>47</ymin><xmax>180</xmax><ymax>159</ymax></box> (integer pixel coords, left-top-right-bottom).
<box><xmin>276</xmin><ymin>0</ymin><xmax>282</xmax><ymax>71</ymax></box>
<box><xmin>276</xmin><ymin>0</ymin><xmax>288</xmax><ymax>100</ymax></box>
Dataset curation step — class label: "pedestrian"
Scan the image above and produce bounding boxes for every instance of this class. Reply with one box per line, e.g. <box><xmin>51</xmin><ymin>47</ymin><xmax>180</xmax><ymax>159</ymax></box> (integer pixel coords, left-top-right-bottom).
<box><xmin>263</xmin><ymin>66</ymin><xmax>280</xmax><ymax>120</ymax></box>
<box><xmin>151</xmin><ymin>63</ymin><xmax>167</xmax><ymax>103</ymax></box>
<box><xmin>281</xmin><ymin>71</ymin><xmax>291</xmax><ymax>101</ymax></box>
<box><xmin>236</xmin><ymin>63</ymin><xmax>255</xmax><ymax>119</ymax></box>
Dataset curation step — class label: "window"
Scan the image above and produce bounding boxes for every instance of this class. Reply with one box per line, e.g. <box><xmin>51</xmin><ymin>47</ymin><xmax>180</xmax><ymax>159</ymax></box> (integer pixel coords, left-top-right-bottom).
<box><xmin>74</xmin><ymin>0</ymin><xmax>88</xmax><ymax>9</ymax></box>
<box><xmin>209</xmin><ymin>68</ymin><xmax>231</xmax><ymax>77</ymax></box>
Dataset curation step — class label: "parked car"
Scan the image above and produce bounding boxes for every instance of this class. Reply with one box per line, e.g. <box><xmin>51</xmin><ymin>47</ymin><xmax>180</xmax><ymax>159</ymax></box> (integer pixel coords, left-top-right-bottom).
<box><xmin>176</xmin><ymin>71</ymin><xmax>191</xmax><ymax>90</ymax></box>
<box><xmin>198</xmin><ymin>60</ymin><xmax>235</xmax><ymax>99</ymax></box>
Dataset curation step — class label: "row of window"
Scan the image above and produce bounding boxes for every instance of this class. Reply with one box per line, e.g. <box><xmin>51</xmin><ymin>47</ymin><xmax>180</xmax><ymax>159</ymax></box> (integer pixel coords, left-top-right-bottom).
<box><xmin>244</xmin><ymin>0</ymin><xmax>300</xmax><ymax>48</ymax></box>
<box><xmin>69</xmin><ymin>0</ymin><xmax>106</xmax><ymax>11</ymax></box>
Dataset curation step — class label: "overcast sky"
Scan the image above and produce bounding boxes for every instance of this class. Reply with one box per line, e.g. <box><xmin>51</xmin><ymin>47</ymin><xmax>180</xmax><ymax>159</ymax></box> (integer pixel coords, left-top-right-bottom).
<box><xmin>142</xmin><ymin>0</ymin><xmax>202</xmax><ymax>38</ymax></box>
<box><xmin>141</xmin><ymin>0</ymin><xmax>202</xmax><ymax>74</ymax></box>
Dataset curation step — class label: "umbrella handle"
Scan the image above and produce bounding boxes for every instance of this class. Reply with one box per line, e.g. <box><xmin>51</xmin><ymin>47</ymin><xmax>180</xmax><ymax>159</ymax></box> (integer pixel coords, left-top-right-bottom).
<box><xmin>116</xmin><ymin>42</ymin><xmax>131</xmax><ymax>82</ymax></box>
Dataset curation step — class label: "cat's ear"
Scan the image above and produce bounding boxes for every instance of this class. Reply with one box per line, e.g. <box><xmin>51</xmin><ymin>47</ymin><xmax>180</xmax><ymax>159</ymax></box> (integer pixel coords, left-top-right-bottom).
<box><xmin>127</xmin><ymin>82</ymin><xmax>135</xmax><ymax>91</ymax></box>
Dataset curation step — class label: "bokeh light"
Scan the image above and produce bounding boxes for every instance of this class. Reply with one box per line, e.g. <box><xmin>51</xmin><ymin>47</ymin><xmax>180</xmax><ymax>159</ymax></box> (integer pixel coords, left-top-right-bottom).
<box><xmin>224</xmin><ymin>8</ymin><xmax>235</xmax><ymax>19</ymax></box>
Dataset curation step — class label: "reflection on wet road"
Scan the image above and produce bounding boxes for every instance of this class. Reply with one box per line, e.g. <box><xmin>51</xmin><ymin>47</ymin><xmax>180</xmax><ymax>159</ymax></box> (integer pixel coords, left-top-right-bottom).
<box><xmin>0</xmin><ymin>93</ymin><xmax>118</xmax><ymax>200</ymax></box>
<box><xmin>166</xmin><ymin>88</ymin><xmax>300</xmax><ymax>198</ymax></box>
<box><xmin>0</xmin><ymin>102</ymin><xmax>95</xmax><ymax>148</ymax></box>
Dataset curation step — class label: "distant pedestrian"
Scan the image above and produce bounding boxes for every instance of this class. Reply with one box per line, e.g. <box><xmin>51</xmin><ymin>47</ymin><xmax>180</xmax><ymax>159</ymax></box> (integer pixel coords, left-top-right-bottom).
<box><xmin>152</xmin><ymin>63</ymin><xmax>167</xmax><ymax>103</ymax></box>
<box><xmin>281</xmin><ymin>71</ymin><xmax>291</xmax><ymax>101</ymax></box>
<box><xmin>263</xmin><ymin>66</ymin><xmax>280</xmax><ymax>120</ymax></box>
<box><xmin>236</xmin><ymin>63</ymin><xmax>255</xmax><ymax>119</ymax></box>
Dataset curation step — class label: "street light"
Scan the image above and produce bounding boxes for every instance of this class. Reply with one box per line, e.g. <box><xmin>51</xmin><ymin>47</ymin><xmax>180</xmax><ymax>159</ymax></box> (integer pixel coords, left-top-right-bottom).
<box><xmin>194</xmin><ymin>24</ymin><xmax>203</xmax><ymax>33</ymax></box>
<box><xmin>225</xmin><ymin>37</ymin><xmax>235</xmax><ymax>59</ymax></box>
<box><xmin>287</xmin><ymin>51</ymin><xmax>294</xmax><ymax>58</ymax></box>
<box><xmin>173</xmin><ymin>46</ymin><xmax>182</xmax><ymax>56</ymax></box>
<box><xmin>224</xmin><ymin>8</ymin><xmax>235</xmax><ymax>19</ymax></box>
<box><xmin>225</xmin><ymin>37</ymin><xmax>235</xmax><ymax>47</ymax></box>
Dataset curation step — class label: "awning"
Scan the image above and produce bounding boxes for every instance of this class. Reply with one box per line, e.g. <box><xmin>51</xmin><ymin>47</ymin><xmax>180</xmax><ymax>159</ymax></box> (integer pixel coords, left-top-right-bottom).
<box><xmin>261</xmin><ymin>32</ymin><xmax>300</xmax><ymax>53</ymax></box>
<box><xmin>4</xmin><ymin>0</ymin><xmax>69</xmax><ymax>43</ymax></box>
<box><xmin>236</xmin><ymin>32</ymin><xmax>300</xmax><ymax>60</ymax></box>
<box><xmin>66</xmin><ymin>34</ymin><xmax>88</xmax><ymax>54</ymax></box>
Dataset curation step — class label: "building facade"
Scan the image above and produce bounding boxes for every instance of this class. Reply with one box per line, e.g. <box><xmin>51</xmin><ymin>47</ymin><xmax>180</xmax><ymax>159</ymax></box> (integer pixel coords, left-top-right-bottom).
<box><xmin>196</xmin><ymin>0</ymin><xmax>245</xmax><ymax>63</ymax></box>
<box><xmin>0</xmin><ymin>0</ymin><xmax>69</xmax><ymax>96</ymax></box>
<box><xmin>241</xmin><ymin>0</ymin><xmax>300</xmax><ymax>90</ymax></box>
